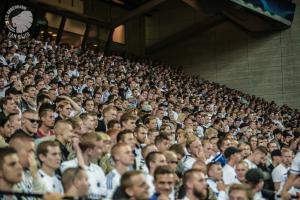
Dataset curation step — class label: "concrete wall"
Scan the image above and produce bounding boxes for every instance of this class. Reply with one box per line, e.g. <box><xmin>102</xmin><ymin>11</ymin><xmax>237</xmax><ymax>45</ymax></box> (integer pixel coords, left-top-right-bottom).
<box><xmin>148</xmin><ymin>0</ymin><xmax>300</xmax><ymax>109</ymax></box>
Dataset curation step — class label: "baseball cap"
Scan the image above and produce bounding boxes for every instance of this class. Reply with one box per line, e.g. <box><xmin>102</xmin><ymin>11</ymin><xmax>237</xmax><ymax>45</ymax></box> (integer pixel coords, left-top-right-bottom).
<box><xmin>245</xmin><ymin>168</ymin><xmax>265</xmax><ymax>185</ymax></box>
<box><xmin>224</xmin><ymin>147</ymin><xmax>241</xmax><ymax>159</ymax></box>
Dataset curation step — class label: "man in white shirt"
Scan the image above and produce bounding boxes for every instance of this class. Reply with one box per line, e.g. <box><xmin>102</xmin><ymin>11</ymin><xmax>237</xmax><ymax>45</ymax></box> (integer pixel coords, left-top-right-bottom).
<box><xmin>235</xmin><ymin>161</ymin><xmax>249</xmax><ymax>184</ymax></box>
<box><xmin>145</xmin><ymin>151</ymin><xmax>167</xmax><ymax>196</ymax></box>
<box><xmin>281</xmin><ymin>151</ymin><xmax>300</xmax><ymax>199</ymax></box>
<box><xmin>272</xmin><ymin>148</ymin><xmax>293</xmax><ymax>192</ymax></box>
<box><xmin>222</xmin><ymin>147</ymin><xmax>242</xmax><ymax>185</ymax></box>
<box><xmin>37</xmin><ymin>140</ymin><xmax>63</xmax><ymax>193</ymax></box>
<box><xmin>106</xmin><ymin>143</ymin><xmax>135</xmax><ymax>197</ymax></box>
<box><xmin>207</xmin><ymin>162</ymin><xmax>228</xmax><ymax>200</ymax></box>
<box><xmin>61</xmin><ymin>132</ymin><xmax>106</xmax><ymax>199</ymax></box>
<box><xmin>182</xmin><ymin>135</ymin><xmax>205</xmax><ymax>172</ymax></box>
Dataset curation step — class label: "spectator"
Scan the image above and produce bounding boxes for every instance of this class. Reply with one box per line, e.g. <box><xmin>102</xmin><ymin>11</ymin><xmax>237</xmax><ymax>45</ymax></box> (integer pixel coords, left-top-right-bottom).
<box><xmin>62</xmin><ymin>167</ymin><xmax>89</xmax><ymax>198</ymax></box>
<box><xmin>37</xmin><ymin>140</ymin><xmax>63</xmax><ymax>193</ymax></box>
<box><xmin>0</xmin><ymin>147</ymin><xmax>23</xmax><ymax>191</ymax></box>
<box><xmin>112</xmin><ymin>170</ymin><xmax>150</xmax><ymax>200</ymax></box>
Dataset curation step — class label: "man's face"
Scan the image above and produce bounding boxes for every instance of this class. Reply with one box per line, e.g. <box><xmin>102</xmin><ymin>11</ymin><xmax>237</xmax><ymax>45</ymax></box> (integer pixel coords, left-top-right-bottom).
<box><xmin>209</xmin><ymin>164</ymin><xmax>223</xmax><ymax>181</ymax></box>
<box><xmin>127</xmin><ymin>174</ymin><xmax>150</xmax><ymax>200</ymax></box>
<box><xmin>253</xmin><ymin>151</ymin><xmax>266</xmax><ymax>165</ymax></box>
<box><xmin>3</xmin><ymin>99</ymin><xmax>19</xmax><ymax>114</ymax></box>
<box><xmin>189</xmin><ymin>139</ymin><xmax>203</xmax><ymax>157</ymax></box>
<box><xmin>62</xmin><ymin>124</ymin><xmax>74</xmax><ymax>143</ymax></box>
<box><xmin>41</xmin><ymin>111</ymin><xmax>55</xmax><ymax>128</ymax></box>
<box><xmin>154</xmin><ymin>173</ymin><xmax>174</xmax><ymax>196</ymax></box>
<box><xmin>282</xmin><ymin>151</ymin><xmax>293</xmax><ymax>166</ymax></box>
<box><xmin>122</xmin><ymin>119</ymin><xmax>136</xmax><ymax>131</ymax></box>
<box><xmin>22</xmin><ymin>113</ymin><xmax>39</xmax><ymax>133</ymax></box>
<box><xmin>61</xmin><ymin>104</ymin><xmax>72</xmax><ymax>118</ymax></box>
<box><xmin>151</xmin><ymin>154</ymin><xmax>167</xmax><ymax>170</ymax></box>
<box><xmin>9</xmin><ymin>114</ymin><xmax>21</xmax><ymax>131</ymax></box>
<box><xmin>0</xmin><ymin>121</ymin><xmax>12</xmax><ymax>138</ymax></box>
<box><xmin>229</xmin><ymin>190</ymin><xmax>249</xmax><ymax>200</ymax></box>
<box><xmin>123</xmin><ymin>133</ymin><xmax>136</xmax><ymax>150</ymax></box>
<box><xmin>203</xmin><ymin>143</ymin><xmax>213</xmax><ymax>158</ymax></box>
<box><xmin>191</xmin><ymin>172</ymin><xmax>207</xmax><ymax>199</ymax></box>
<box><xmin>148</xmin><ymin>119</ymin><xmax>157</xmax><ymax>130</ymax></box>
<box><xmin>0</xmin><ymin>154</ymin><xmax>23</xmax><ymax>185</ymax></box>
<box><xmin>240</xmin><ymin>144</ymin><xmax>251</xmax><ymax>158</ymax></box>
<box><xmin>117</xmin><ymin>145</ymin><xmax>135</xmax><ymax>166</ymax></box>
<box><xmin>105</xmin><ymin>109</ymin><xmax>117</xmax><ymax>122</ymax></box>
<box><xmin>41</xmin><ymin>146</ymin><xmax>61</xmax><ymax>170</ymax></box>
<box><xmin>221</xmin><ymin>140</ymin><xmax>231</xmax><ymax>152</ymax></box>
<box><xmin>85</xmin><ymin>100</ymin><xmax>94</xmax><ymax>113</ymax></box>
<box><xmin>135</xmin><ymin>127</ymin><xmax>148</xmax><ymax>144</ymax></box>
<box><xmin>236</xmin><ymin>163</ymin><xmax>248</xmax><ymax>182</ymax></box>
<box><xmin>268</xmin><ymin>142</ymin><xmax>278</xmax><ymax>152</ymax></box>
<box><xmin>27</xmin><ymin>87</ymin><xmax>36</xmax><ymax>98</ymax></box>
<box><xmin>90</xmin><ymin>141</ymin><xmax>103</xmax><ymax>159</ymax></box>
<box><xmin>18</xmin><ymin>141</ymin><xmax>35</xmax><ymax>168</ymax></box>
<box><xmin>76</xmin><ymin>170</ymin><xmax>89</xmax><ymax>197</ymax></box>
<box><xmin>83</xmin><ymin>115</ymin><xmax>96</xmax><ymax>131</ymax></box>
<box><xmin>157</xmin><ymin>139</ymin><xmax>171</xmax><ymax>152</ymax></box>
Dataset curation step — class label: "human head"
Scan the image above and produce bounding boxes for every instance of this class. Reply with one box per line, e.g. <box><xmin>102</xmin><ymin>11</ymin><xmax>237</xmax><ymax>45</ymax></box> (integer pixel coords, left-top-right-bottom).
<box><xmin>21</xmin><ymin>110</ymin><xmax>39</xmax><ymax>134</ymax></box>
<box><xmin>235</xmin><ymin>161</ymin><xmax>249</xmax><ymax>183</ymax></box>
<box><xmin>0</xmin><ymin>116</ymin><xmax>12</xmax><ymax>139</ymax></box>
<box><xmin>153</xmin><ymin>166</ymin><xmax>175</xmax><ymax>196</ymax></box>
<box><xmin>134</xmin><ymin>125</ymin><xmax>148</xmax><ymax>144</ymax></box>
<box><xmin>103</xmin><ymin>106</ymin><xmax>117</xmax><ymax>122</ymax></box>
<box><xmin>183</xmin><ymin>169</ymin><xmax>207</xmax><ymax>199</ymax></box>
<box><xmin>146</xmin><ymin>151</ymin><xmax>167</xmax><ymax>174</ymax></box>
<box><xmin>118</xmin><ymin>170</ymin><xmax>150</xmax><ymax>200</ymax></box>
<box><xmin>1</xmin><ymin>97</ymin><xmax>19</xmax><ymax>115</ymax></box>
<box><xmin>251</xmin><ymin>146</ymin><xmax>268</xmax><ymax>165</ymax></box>
<box><xmin>117</xmin><ymin>129</ymin><xmax>136</xmax><ymax>150</ymax></box>
<box><xmin>54</xmin><ymin>120</ymin><xmax>74</xmax><ymax>143</ymax></box>
<box><xmin>111</xmin><ymin>143</ymin><xmax>135</xmax><ymax>166</ymax></box>
<box><xmin>39</xmin><ymin>109</ymin><xmax>55</xmax><ymax>129</ymax></box>
<box><xmin>9</xmin><ymin>133</ymin><xmax>35</xmax><ymax>169</ymax></box>
<box><xmin>164</xmin><ymin>150</ymin><xmax>178</xmax><ymax>172</ymax></box>
<box><xmin>229</xmin><ymin>184</ymin><xmax>252</xmax><ymax>200</ymax></box>
<box><xmin>37</xmin><ymin>140</ymin><xmax>61</xmax><ymax>172</ymax></box>
<box><xmin>120</xmin><ymin>113</ymin><xmax>137</xmax><ymax>131</ymax></box>
<box><xmin>79</xmin><ymin>132</ymin><xmax>103</xmax><ymax>160</ymax></box>
<box><xmin>62</xmin><ymin>167</ymin><xmax>89</xmax><ymax>197</ymax></box>
<box><xmin>57</xmin><ymin>100</ymin><xmax>72</xmax><ymax>119</ymax></box>
<box><xmin>7</xmin><ymin>113</ymin><xmax>21</xmax><ymax>132</ymax></box>
<box><xmin>0</xmin><ymin>147</ymin><xmax>23</xmax><ymax>187</ymax></box>
<box><xmin>155</xmin><ymin>134</ymin><xmax>171</xmax><ymax>152</ymax></box>
<box><xmin>281</xmin><ymin>148</ymin><xmax>293</xmax><ymax>167</ymax></box>
<box><xmin>186</xmin><ymin>135</ymin><xmax>203</xmax><ymax>158</ymax></box>
<box><xmin>207</xmin><ymin>161</ymin><xmax>223</xmax><ymax>181</ymax></box>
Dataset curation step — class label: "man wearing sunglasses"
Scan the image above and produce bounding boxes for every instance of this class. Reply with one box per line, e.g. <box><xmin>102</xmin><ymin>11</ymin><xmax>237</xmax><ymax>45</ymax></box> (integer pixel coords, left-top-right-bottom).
<box><xmin>13</xmin><ymin>110</ymin><xmax>39</xmax><ymax>138</ymax></box>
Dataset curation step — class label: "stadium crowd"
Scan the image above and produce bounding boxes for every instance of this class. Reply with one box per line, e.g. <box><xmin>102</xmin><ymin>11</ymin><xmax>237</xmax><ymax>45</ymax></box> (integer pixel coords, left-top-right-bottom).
<box><xmin>0</xmin><ymin>29</ymin><xmax>300</xmax><ymax>200</ymax></box>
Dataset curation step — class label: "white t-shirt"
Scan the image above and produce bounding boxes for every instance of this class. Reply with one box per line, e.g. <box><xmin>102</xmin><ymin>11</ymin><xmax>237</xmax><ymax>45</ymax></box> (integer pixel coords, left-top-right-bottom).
<box><xmin>290</xmin><ymin>152</ymin><xmax>300</xmax><ymax>175</ymax></box>
<box><xmin>38</xmin><ymin>169</ymin><xmax>63</xmax><ymax>193</ymax></box>
<box><xmin>61</xmin><ymin>159</ymin><xmax>107</xmax><ymax>199</ymax></box>
<box><xmin>106</xmin><ymin>169</ymin><xmax>121</xmax><ymax>198</ymax></box>
<box><xmin>222</xmin><ymin>164</ymin><xmax>237</xmax><ymax>185</ymax></box>
<box><xmin>272</xmin><ymin>163</ymin><xmax>289</xmax><ymax>192</ymax></box>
